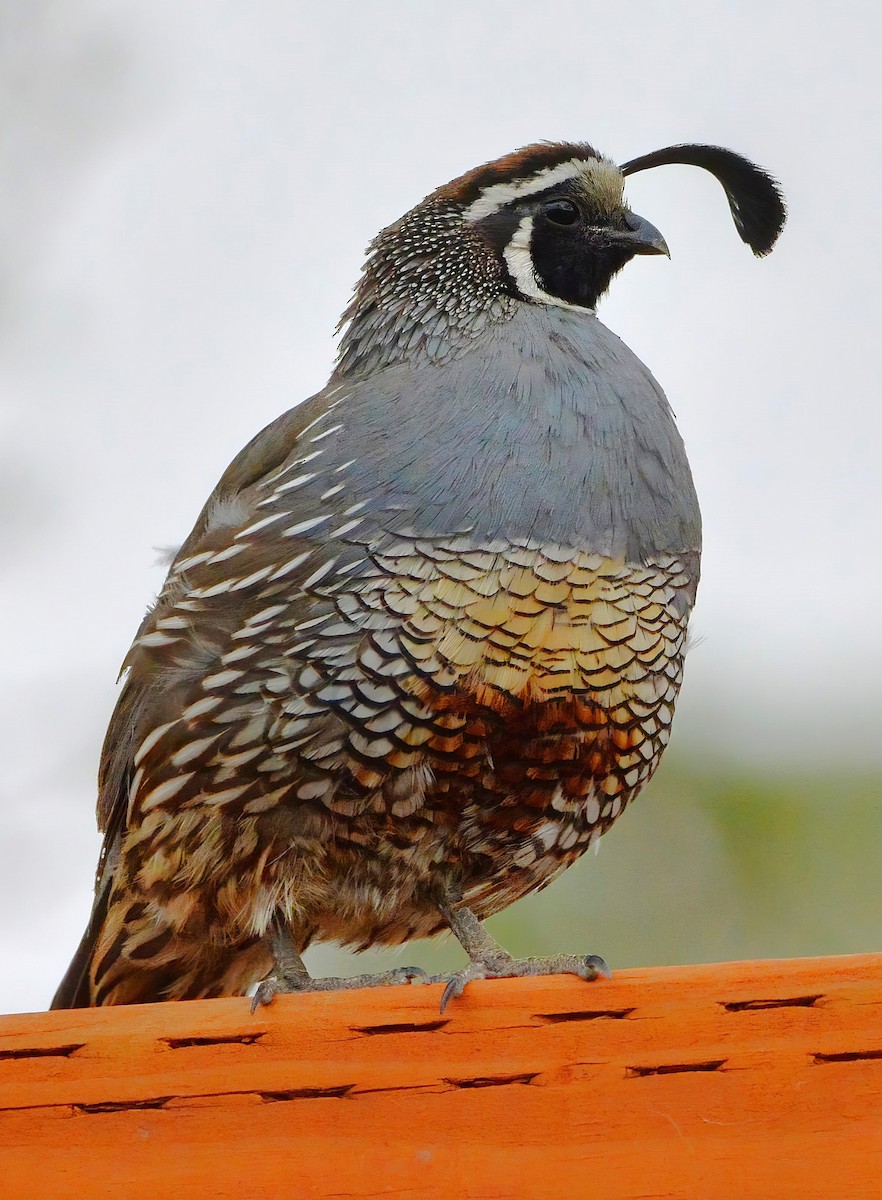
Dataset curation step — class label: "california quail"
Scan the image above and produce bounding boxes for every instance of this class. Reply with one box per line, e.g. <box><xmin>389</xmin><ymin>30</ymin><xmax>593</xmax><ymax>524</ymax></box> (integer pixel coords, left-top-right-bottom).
<box><xmin>52</xmin><ymin>140</ymin><xmax>785</xmax><ymax>1010</ymax></box>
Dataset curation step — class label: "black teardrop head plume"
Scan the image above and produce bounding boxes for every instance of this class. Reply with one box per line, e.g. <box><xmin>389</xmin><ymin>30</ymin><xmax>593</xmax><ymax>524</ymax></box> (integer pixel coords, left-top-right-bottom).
<box><xmin>619</xmin><ymin>144</ymin><xmax>786</xmax><ymax>257</ymax></box>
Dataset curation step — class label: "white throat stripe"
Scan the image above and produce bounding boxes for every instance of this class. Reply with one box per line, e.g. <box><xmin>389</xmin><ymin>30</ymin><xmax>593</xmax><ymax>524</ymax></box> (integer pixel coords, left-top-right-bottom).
<box><xmin>502</xmin><ymin>215</ymin><xmax>595</xmax><ymax>314</ymax></box>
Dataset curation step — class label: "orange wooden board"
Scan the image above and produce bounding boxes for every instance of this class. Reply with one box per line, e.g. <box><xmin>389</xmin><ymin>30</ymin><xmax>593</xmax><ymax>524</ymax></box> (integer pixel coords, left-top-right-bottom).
<box><xmin>2</xmin><ymin>954</ymin><xmax>881</xmax><ymax>1199</ymax></box>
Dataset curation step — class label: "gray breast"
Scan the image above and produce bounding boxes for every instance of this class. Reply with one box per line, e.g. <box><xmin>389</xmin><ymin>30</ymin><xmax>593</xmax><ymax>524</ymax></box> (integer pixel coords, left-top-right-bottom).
<box><xmin>326</xmin><ymin>306</ymin><xmax>701</xmax><ymax>561</ymax></box>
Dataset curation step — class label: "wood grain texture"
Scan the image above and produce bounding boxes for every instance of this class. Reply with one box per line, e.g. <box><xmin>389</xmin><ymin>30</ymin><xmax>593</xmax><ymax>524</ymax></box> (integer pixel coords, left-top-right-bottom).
<box><xmin>4</xmin><ymin>954</ymin><xmax>881</xmax><ymax>1199</ymax></box>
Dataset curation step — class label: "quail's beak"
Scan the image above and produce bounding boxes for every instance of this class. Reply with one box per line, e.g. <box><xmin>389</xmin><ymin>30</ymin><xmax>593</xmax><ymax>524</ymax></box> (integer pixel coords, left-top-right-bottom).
<box><xmin>612</xmin><ymin>213</ymin><xmax>670</xmax><ymax>257</ymax></box>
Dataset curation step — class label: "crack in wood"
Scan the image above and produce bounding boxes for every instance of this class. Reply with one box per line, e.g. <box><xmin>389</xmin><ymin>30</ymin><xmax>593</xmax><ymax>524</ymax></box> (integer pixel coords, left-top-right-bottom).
<box><xmin>0</xmin><ymin>1043</ymin><xmax>84</xmax><ymax>1061</ymax></box>
<box><xmin>444</xmin><ymin>1072</ymin><xmax>538</xmax><ymax>1089</ymax></box>
<box><xmin>535</xmin><ymin>1008</ymin><xmax>636</xmax><ymax>1024</ymax></box>
<box><xmin>813</xmin><ymin>1049</ymin><xmax>882</xmax><ymax>1064</ymax></box>
<box><xmin>162</xmin><ymin>1033</ymin><xmax>266</xmax><ymax>1049</ymax></box>
<box><xmin>721</xmin><ymin>995</ymin><xmax>823</xmax><ymax>1012</ymax></box>
<box><xmin>76</xmin><ymin>1096</ymin><xmax>172</xmax><ymax>1114</ymax></box>
<box><xmin>260</xmin><ymin>1085</ymin><xmax>355</xmax><ymax>1101</ymax></box>
<box><xmin>354</xmin><ymin>1083</ymin><xmax>448</xmax><ymax>1098</ymax></box>
<box><xmin>626</xmin><ymin>1059</ymin><xmax>727</xmax><ymax>1078</ymax></box>
<box><xmin>351</xmin><ymin>1020</ymin><xmax>449</xmax><ymax>1036</ymax></box>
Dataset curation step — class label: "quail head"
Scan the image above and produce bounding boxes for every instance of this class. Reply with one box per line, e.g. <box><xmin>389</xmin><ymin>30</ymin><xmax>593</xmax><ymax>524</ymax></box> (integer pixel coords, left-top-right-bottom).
<box><xmin>53</xmin><ymin>140</ymin><xmax>785</xmax><ymax>1010</ymax></box>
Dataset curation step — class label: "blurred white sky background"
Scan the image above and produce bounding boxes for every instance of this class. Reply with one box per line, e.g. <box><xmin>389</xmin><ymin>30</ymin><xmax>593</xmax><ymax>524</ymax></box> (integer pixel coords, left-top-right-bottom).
<box><xmin>2</xmin><ymin>0</ymin><xmax>880</xmax><ymax>1013</ymax></box>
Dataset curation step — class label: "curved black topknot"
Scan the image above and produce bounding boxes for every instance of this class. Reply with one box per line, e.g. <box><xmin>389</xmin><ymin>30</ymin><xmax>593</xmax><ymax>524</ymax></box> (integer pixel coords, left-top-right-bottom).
<box><xmin>619</xmin><ymin>144</ymin><xmax>786</xmax><ymax>257</ymax></box>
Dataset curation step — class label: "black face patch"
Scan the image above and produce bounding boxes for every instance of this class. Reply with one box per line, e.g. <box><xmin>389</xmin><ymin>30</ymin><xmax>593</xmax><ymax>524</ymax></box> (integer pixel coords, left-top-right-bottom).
<box><xmin>474</xmin><ymin>185</ymin><xmax>636</xmax><ymax>309</ymax></box>
<box><xmin>530</xmin><ymin>211</ymin><xmax>635</xmax><ymax>309</ymax></box>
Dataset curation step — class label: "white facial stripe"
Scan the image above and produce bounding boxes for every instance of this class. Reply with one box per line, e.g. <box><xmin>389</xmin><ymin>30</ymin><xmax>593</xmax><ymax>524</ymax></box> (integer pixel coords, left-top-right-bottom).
<box><xmin>464</xmin><ymin>155</ymin><xmax>623</xmax><ymax>223</ymax></box>
<box><xmin>464</xmin><ymin>160</ymin><xmax>584</xmax><ymax>223</ymax></box>
<box><xmin>502</xmin><ymin>215</ymin><xmax>594</xmax><ymax>314</ymax></box>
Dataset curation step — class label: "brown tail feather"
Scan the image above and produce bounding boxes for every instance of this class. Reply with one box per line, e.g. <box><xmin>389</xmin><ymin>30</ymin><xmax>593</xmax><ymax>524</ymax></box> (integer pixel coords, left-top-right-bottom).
<box><xmin>51</xmin><ymin>885</ymin><xmax>112</xmax><ymax>1009</ymax></box>
<box><xmin>52</xmin><ymin>889</ymin><xmax>273</xmax><ymax>1007</ymax></box>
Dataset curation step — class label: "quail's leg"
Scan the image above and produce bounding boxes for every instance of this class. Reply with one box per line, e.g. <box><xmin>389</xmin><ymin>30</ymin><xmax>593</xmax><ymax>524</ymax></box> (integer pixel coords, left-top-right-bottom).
<box><xmin>434</xmin><ymin>896</ymin><xmax>609</xmax><ymax>1013</ymax></box>
<box><xmin>251</xmin><ymin>917</ymin><xmax>427</xmax><ymax>1010</ymax></box>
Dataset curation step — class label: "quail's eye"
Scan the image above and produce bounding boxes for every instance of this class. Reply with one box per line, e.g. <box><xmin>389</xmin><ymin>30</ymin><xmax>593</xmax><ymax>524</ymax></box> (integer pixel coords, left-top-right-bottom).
<box><xmin>542</xmin><ymin>199</ymin><xmax>580</xmax><ymax>226</ymax></box>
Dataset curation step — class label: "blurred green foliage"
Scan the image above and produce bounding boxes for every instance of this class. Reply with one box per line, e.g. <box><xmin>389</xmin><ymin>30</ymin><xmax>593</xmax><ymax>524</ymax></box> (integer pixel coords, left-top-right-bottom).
<box><xmin>307</xmin><ymin>751</ymin><xmax>880</xmax><ymax>980</ymax></box>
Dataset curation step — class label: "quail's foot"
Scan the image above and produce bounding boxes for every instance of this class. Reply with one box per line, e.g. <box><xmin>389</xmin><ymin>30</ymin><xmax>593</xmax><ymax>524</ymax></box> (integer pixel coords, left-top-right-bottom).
<box><xmin>433</xmin><ymin>952</ymin><xmax>610</xmax><ymax>1013</ymax></box>
<box><xmin>252</xmin><ymin>964</ymin><xmax>427</xmax><ymax>1011</ymax></box>
<box><xmin>251</xmin><ymin>916</ymin><xmax>428</xmax><ymax>1009</ymax></box>
<box><xmin>435</xmin><ymin>893</ymin><xmax>609</xmax><ymax>1011</ymax></box>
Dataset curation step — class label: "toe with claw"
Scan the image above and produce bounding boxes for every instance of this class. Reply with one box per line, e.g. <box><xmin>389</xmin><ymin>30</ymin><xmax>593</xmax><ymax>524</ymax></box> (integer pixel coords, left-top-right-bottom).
<box><xmin>252</xmin><ymin>916</ymin><xmax>428</xmax><ymax>1010</ymax></box>
<box><xmin>433</xmin><ymin>891</ymin><xmax>610</xmax><ymax>1012</ymax></box>
<box><xmin>434</xmin><ymin>952</ymin><xmax>610</xmax><ymax>1013</ymax></box>
<box><xmin>252</xmin><ymin>964</ymin><xmax>428</xmax><ymax>1011</ymax></box>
